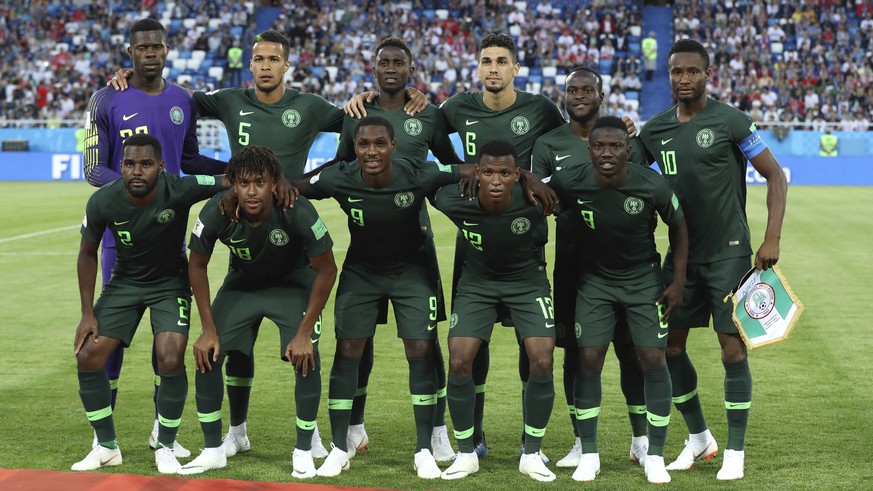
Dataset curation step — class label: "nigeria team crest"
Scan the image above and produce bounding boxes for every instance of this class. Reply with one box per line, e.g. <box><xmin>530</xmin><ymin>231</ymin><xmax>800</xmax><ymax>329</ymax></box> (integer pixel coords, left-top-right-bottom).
<box><xmin>696</xmin><ymin>128</ymin><xmax>715</xmax><ymax>148</ymax></box>
<box><xmin>394</xmin><ymin>192</ymin><xmax>414</xmax><ymax>208</ymax></box>
<box><xmin>156</xmin><ymin>209</ymin><xmax>176</xmax><ymax>223</ymax></box>
<box><xmin>510</xmin><ymin>217</ymin><xmax>531</xmax><ymax>234</ymax></box>
<box><xmin>282</xmin><ymin>109</ymin><xmax>301</xmax><ymax>128</ymax></box>
<box><xmin>404</xmin><ymin>118</ymin><xmax>423</xmax><ymax>136</ymax></box>
<box><xmin>623</xmin><ymin>197</ymin><xmax>644</xmax><ymax>215</ymax></box>
<box><xmin>510</xmin><ymin>116</ymin><xmax>530</xmax><ymax>135</ymax></box>
<box><xmin>169</xmin><ymin>106</ymin><xmax>184</xmax><ymax>125</ymax></box>
<box><xmin>269</xmin><ymin>229</ymin><xmax>289</xmax><ymax>246</ymax></box>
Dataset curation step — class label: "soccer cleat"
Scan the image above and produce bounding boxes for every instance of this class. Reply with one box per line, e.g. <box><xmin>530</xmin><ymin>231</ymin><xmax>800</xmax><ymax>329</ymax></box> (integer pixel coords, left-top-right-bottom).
<box><xmin>556</xmin><ymin>437</ymin><xmax>582</xmax><ymax>467</ymax></box>
<box><xmin>71</xmin><ymin>444</ymin><xmax>122</xmax><ymax>471</ymax></box>
<box><xmin>644</xmin><ymin>455</ymin><xmax>672</xmax><ymax>484</ymax></box>
<box><xmin>155</xmin><ymin>446</ymin><xmax>181</xmax><ymax>474</ymax></box>
<box><xmin>291</xmin><ymin>448</ymin><xmax>317</xmax><ymax>479</ymax></box>
<box><xmin>519</xmin><ymin>452</ymin><xmax>556</xmax><ymax>482</ymax></box>
<box><xmin>346</xmin><ymin>424</ymin><xmax>369</xmax><ymax>459</ymax></box>
<box><xmin>473</xmin><ymin>432</ymin><xmax>489</xmax><ymax>459</ymax></box>
<box><xmin>431</xmin><ymin>425</ymin><xmax>456</xmax><ymax>462</ymax></box>
<box><xmin>716</xmin><ymin>449</ymin><xmax>745</xmax><ymax>480</ymax></box>
<box><xmin>572</xmin><ymin>452</ymin><xmax>601</xmax><ymax>482</ymax></box>
<box><xmin>177</xmin><ymin>447</ymin><xmax>227</xmax><ymax>475</ymax></box>
<box><xmin>91</xmin><ymin>431</ymin><xmax>98</xmax><ymax>449</ymax></box>
<box><xmin>441</xmin><ymin>451</ymin><xmax>479</xmax><ymax>480</ymax></box>
<box><xmin>221</xmin><ymin>430</ymin><xmax>251</xmax><ymax>458</ymax></box>
<box><xmin>519</xmin><ymin>444</ymin><xmax>550</xmax><ymax>464</ymax></box>
<box><xmin>629</xmin><ymin>435</ymin><xmax>649</xmax><ymax>466</ymax></box>
<box><xmin>316</xmin><ymin>444</ymin><xmax>351</xmax><ymax>477</ymax></box>
<box><xmin>148</xmin><ymin>420</ymin><xmax>191</xmax><ymax>459</ymax></box>
<box><xmin>311</xmin><ymin>424</ymin><xmax>329</xmax><ymax>459</ymax></box>
<box><xmin>414</xmin><ymin>448</ymin><xmax>442</xmax><ymax>479</ymax></box>
<box><xmin>666</xmin><ymin>434</ymin><xmax>719</xmax><ymax>470</ymax></box>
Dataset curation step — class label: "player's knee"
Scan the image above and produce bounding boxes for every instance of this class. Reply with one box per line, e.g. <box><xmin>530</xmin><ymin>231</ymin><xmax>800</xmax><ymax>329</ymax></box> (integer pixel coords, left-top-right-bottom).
<box><xmin>528</xmin><ymin>352</ymin><xmax>553</xmax><ymax>376</ymax></box>
<box><xmin>156</xmin><ymin>350</ymin><xmax>185</xmax><ymax>373</ymax></box>
<box><xmin>403</xmin><ymin>339</ymin><xmax>433</xmax><ymax>360</ymax></box>
<box><xmin>636</xmin><ymin>348</ymin><xmax>667</xmax><ymax>371</ymax></box>
<box><xmin>448</xmin><ymin>356</ymin><xmax>473</xmax><ymax>378</ymax></box>
<box><xmin>336</xmin><ymin>338</ymin><xmax>367</xmax><ymax>359</ymax></box>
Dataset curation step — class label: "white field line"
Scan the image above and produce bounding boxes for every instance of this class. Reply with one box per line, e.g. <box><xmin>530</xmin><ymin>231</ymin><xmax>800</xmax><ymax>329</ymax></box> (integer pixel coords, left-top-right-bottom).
<box><xmin>0</xmin><ymin>224</ymin><xmax>79</xmax><ymax>244</ymax></box>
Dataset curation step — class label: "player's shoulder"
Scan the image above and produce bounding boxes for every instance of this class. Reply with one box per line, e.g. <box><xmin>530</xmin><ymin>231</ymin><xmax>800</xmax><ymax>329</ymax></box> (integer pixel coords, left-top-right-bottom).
<box><xmin>643</xmin><ymin>104</ymin><xmax>678</xmax><ymax>128</ymax></box>
<box><xmin>440</xmin><ymin>91</ymin><xmax>477</xmax><ymax>109</ymax></box>
<box><xmin>537</xmin><ymin>123</ymin><xmax>571</xmax><ymax>142</ymax></box>
<box><xmin>165</xmin><ymin>81</ymin><xmax>194</xmax><ymax>98</ymax></box>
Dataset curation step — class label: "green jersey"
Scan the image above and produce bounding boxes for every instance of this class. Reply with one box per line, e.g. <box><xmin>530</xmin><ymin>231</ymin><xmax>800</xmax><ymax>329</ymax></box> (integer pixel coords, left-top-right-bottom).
<box><xmin>639</xmin><ymin>98</ymin><xmax>762</xmax><ymax>263</ymax></box>
<box><xmin>307</xmin><ymin>158</ymin><xmax>460</xmax><ymax>271</ymax></box>
<box><xmin>432</xmin><ymin>183</ymin><xmax>548</xmax><ymax>280</ymax></box>
<box><xmin>548</xmin><ymin>164</ymin><xmax>683</xmax><ymax>284</ymax></box>
<box><xmin>194</xmin><ymin>88</ymin><xmax>344</xmax><ymax>178</ymax></box>
<box><xmin>188</xmin><ymin>194</ymin><xmax>333</xmax><ymax>283</ymax></box>
<box><xmin>439</xmin><ymin>90</ymin><xmax>564</xmax><ymax>166</ymax></box>
<box><xmin>531</xmin><ymin>124</ymin><xmax>647</xmax><ymax>178</ymax></box>
<box><xmin>81</xmin><ymin>174</ymin><xmax>224</xmax><ymax>282</ymax></box>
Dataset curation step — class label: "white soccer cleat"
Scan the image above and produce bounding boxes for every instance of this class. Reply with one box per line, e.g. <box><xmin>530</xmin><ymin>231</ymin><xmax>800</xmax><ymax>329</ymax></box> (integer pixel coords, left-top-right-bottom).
<box><xmin>346</xmin><ymin>423</ymin><xmax>369</xmax><ymax>459</ymax></box>
<box><xmin>155</xmin><ymin>446</ymin><xmax>182</xmax><ymax>474</ymax></box>
<box><xmin>666</xmin><ymin>433</ymin><xmax>719</xmax><ymax>470</ymax></box>
<box><xmin>414</xmin><ymin>448</ymin><xmax>442</xmax><ymax>479</ymax></box>
<box><xmin>148</xmin><ymin>420</ymin><xmax>191</xmax><ymax>458</ymax></box>
<box><xmin>311</xmin><ymin>424</ymin><xmax>329</xmax><ymax>459</ymax></box>
<box><xmin>519</xmin><ymin>444</ymin><xmax>550</xmax><ymax>464</ymax></box>
<box><xmin>572</xmin><ymin>452</ymin><xmax>601</xmax><ymax>482</ymax></box>
<box><xmin>221</xmin><ymin>430</ymin><xmax>251</xmax><ymax>458</ymax></box>
<box><xmin>91</xmin><ymin>431</ymin><xmax>98</xmax><ymax>449</ymax></box>
<box><xmin>644</xmin><ymin>455</ymin><xmax>672</xmax><ymax>484</ymax></box>
<box><xmin>316</xmin><ymin>444</ymin><xmax>350</xmax><ymax>477</ymax></box>
<box><xmin>519</xmin><ymin>451</ymin><xmax>556</xmax><ymax>482</ymax></box>
<box><xmin>556</xmin><ymin>437</ymin><xmax>582</xmax><ymax>467</ymax></box>
<box><xmin>629</xmin><ymin>435</ymin><xmax>649</xmax><ymax>466</ymax></box>
<box><xmin>716</xmin><ymin>449</ymin><xmax>745</xmax><ymax>480</ymax></box>
<box><xmin>431</xmin><ymin>425</ymin><xmax>455</xmax><ymax>462</ymax></box>
<box><xmin>178</xmin><ymin>447</ymin><xmax>227</xmax><ymax>475</ymax></box>
<box><xmin>291</xmin><ymin>448</ymin><xmax>317</xmax><ymax>479</ymax></box>
<box><xmin>71</xmin><ymin>444</ymin><xmax>122</xmax><ymax>471</ymax></box>
<box><xmin>440</xmin><ymin>451</ymin><xmax>478</xmax><ymax>480</ymax></box>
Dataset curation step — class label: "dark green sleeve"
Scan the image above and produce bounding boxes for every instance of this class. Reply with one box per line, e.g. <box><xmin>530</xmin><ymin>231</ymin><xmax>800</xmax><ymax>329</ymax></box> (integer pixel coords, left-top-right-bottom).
<box><xmin>289</xmin><ymin>197</ymin><xmax>334</xmax><ymax>258</ymax></box>
<box><xmin>653</xmin><ymin>176</ymin><xmax>684</xmax><ymax>226</ymax></box>
<box><xmin>192</xmin><ymin>90</ymin><xmax>221</xmax><ymax>118</ymax></box>
<box><xmin>419</xmin><ymin>160</ymin><xmax>463</xmax><ymax>192</ymax></box>
<box><xmin>181</xmin><ymin>175</ymin><xmax>228</xmax><ymax>205</ymax></box>
<box><xmin>543</xmin><ymin>99</ymin><xmax>565</xmax><ymax>132</ymax></box>
<box><xmin>316</xmin><ymin>96</ymin><xmax>345</xmax><ymax>133</ymax></box>
<box><xmin>437</xmin><ymin>101</ymin><xmax>458</xmax><ymax>134</ymax></box>
<box><xmin>531</xmin><ymin>138</ymin><xmax>552</xmax><ymax>178</ymax></box>
<box><xmin>335</xmin><ymin>116</ymin><xmax>357</xmax><ymax>161</ymax></box>
<box><xmin>637</xmin><ymin>127</ymin><xmax>657</xmax><ymax>164</ymax></box>
<box><xmin>429</xmin><ymin>110</ymin><xmax>464</xmax><ymax>165</ymax></box>
<box><xmin>306</xmin><ymin>166</ymin><xmax>339</xmax><ymax>200</ymax></box>
<box><xmin>629</xmin><ymin>138</ymin><xmax>647</xmax><ymax>166</ymax></box>
<box><xmin>188</xmin><ymin>196</ymin><xmax>223</xmax><ymax>256</ymax></box>
<box><xmin>81</xmin><ymin>192</ymin><xmax>107</xmax><ymax>244</ymax></box>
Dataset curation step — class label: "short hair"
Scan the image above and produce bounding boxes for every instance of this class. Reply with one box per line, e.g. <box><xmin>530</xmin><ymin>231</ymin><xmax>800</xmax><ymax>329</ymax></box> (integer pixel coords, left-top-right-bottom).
<box><xmin>479</xmin><ymin>32</ymin><xmax>517</xmax><ymax>63</ymax></box>
<box><xmin>590</xmin><ymin>116</ymin><xmax>629</xmax><ymax>139</ymax></box>
<box><xmin>122</xmin><ymin>133</ymin><xmax>162</xmax><ymax>159</ymax></box>
<box><xmin>566</xmin><ymin>65</ymin><xmax>603</xmax><ymax>92</ymax></box>
<box><xmin>354</xmin><ymin>116</ymin><xmax>395</xmax><ymax>141</ymax></box>
<box><xmin>478</xmin><ymin>139</ymin><xmax>518</xmax><ymax>166</ymax></box>
<box><xmin>129</xmin><ymin>18</ymin><xmax>166</xmax><ymax>40</ymax></box>
<box><xmin>225</xmin><ymin>145</ymin><xmax>283</xmax><ymax>184</ymax></box>
<box><xmin>254</xmin><ymin>30</ymin><xmax>290</xmax><ymax>60</ymax></box>
<box><xmin>668</xmin><ymin>38</ymin><xmax>710</xmax><ymax>69</ymax></box>
<box><xmin>375</xmin><ymin>37</ymin><xmax>412</xmax><ymax>62</ymax></box>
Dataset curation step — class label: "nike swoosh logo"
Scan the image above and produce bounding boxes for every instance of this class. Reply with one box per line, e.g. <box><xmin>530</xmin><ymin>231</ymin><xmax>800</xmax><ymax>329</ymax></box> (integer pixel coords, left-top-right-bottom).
<box><xmin>465</xmin><ymin>120</ymin><xmax>479</xmax><ymax>125</ymax></box>
<box><xmin>427</xmin><ymin>323</ymin><xmax>437</xmax><ymax>331</ymax></box>
<box><xmin>347</xmin><ymin>197</ymin><xmax>363</xmax><ymax>203</ymax></box>
<box><xmin>311</xmin><ymin>338</ymin><xmax>319</xmax><ymax>344</ymax></box>
<box><xmin>576</xmin><ymin>199</ymin><xmax>591</xmax><ymax>205</ymax></box>
<box><xmin>113</xmin><ymin>220</ymin><xmax>130</xmax><ymax>226</ymax></box>
<box><xmin>177</xmin><ymin>321</ymin><xmax>189</xmax><ymax>327</ymax></box>
<box><xmin>555</xmin><ymin>154</ymin><xmax>571</xmax><ymax>161</ymax></box>
<box><xmin>661</xmin><ymin>138</ymin><xmax>674</xmax><ymax>145</ymax></box>
<box><xmin>545</xmin><ymin>322</ymin><xmax>555</xmax><ymax>328</ymax></box>
<box><xmin>658</xmin><ymin>331</ymin><xmax>668</xmax><ymax>339</ymax></box>
<box><xmin>725</xmin><ymin>402</ymin><xmax>745</xmax><ymax>409</ymax></box>
<box><xmin>122</xmin><ymin>113</ymin><xmax>138</xmax><ymax>121</ymax></box>
<box><xmin>555</xmin><ymin>166</ymin><xmax>563</xmax><ymax>171</ymax></box>
<box><xmin>462</xmin><ymin>221</ymin><xmax>478</xmax><ymax>226</ymax></box>
<box><xmin>239</xmin><ymin>110</ymin><xmax>254</xmax><ymax>116</ymax></box>
<box><xmin>99</xmin><ymin>455</ymin><xmax>116</xmax><ymax>466</ymax></box>
<box><xmin>228</xmin><ymin>238</ymin><xmax>245</xmax><ymax>244</ymax></box>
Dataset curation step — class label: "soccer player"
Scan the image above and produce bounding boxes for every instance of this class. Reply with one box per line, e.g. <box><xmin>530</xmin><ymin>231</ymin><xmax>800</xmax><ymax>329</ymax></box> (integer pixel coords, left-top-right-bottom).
<box><xmin>637</xmin><ymin>39</ymin><xmax>787</xmax><ymax>480</ymax></box>
<box><xmin>73</xmin><ymin>134</ymin><xmax>227</xmax><ymax>473</ymax></box>
<box><xmin>548</xmin><ymin>116</ymin><xmax>688</xmax><ymax>484</ymax></box>
<box><xmin>531</xmin><ymin>66</ymin><xmax>649</xmax><ymax>467</ymax></box>
<box><xmin>183</xmin><ymin>146</ymin><xmax>337</xmax><ymax>477</ymax></box>
<box><xmin>433</xmin><ymin>139</ymin><xmax>555</xmax><ymax>482</ymax></box>
<box><xmin>83</xmin><ymin>17</ymin><xmax>225</xmax><ymax>458</ymax></box>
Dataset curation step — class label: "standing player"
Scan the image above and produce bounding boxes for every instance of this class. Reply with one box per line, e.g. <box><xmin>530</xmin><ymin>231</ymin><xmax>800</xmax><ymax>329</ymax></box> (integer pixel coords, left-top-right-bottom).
<box><xmin>182</xmin><ymin>146</ymin><xmax>336</xmax><ymax>477</ymax></box>
<box><xmin>83</xmin><ymin>17</ymin><xmax>225</xmax><ymax>458</ymax></box>
<box><xmin>73</xmin><ymin>134</ymin><xmax>227</xmax><ymax>473</ymax></box>
<box><xmin>433</xmin><ymin>140</ymin><xmax>555</xmax><ymax>482</ymax></box>
<box><xmin>638</xmin><ymin>39</ymin><xmax>787</xmax><ymax>480</ymax></box>
<box><xmin>548</xmin><ymin>116</ymin><xmax>688</xmax><ymax>484</ymax></box>
<box><xmin>531</xmin><ymin>66</ymin><xmax>649</xmax><ymax>467</ymax></box>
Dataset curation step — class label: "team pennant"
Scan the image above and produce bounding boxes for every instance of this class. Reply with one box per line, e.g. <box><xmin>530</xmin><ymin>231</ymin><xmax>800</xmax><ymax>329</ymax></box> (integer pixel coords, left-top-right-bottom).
<box><xmin>724</xmin><ymin>265</ymin><xmax>804</xmax><ymax>349</ymax></box>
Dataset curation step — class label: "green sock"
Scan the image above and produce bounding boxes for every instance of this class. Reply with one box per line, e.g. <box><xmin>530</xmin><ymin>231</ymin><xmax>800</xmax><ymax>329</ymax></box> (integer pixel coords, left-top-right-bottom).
<box><xmin>447</xmin><ymin>374</ymin><xmax>476</xmax><ymax>453</ymax></box>
<box><xmin>295</xmin><ymin>354</ymin><xmax>321</xmax><ymax>451</ymax></box>
<box><xmin>471</xmin><ymin>343</ymin><xmax>489</xmax><ymax>445</ymax></box>
<box><xmin>350</xmin><ymin>338</ymin><xmax>373</xmax><ymax>426</ymax></box>
<box><xmin>643</xmin><ymin>366</ymin><xmax>672</xmax><ymax>456</ymax></box>
<box><xmin>620</xmin><ymin>359</ymin><xmax>648</xmax><ymax>437</ymax></box>
<box><xmin>156</xmin><ymin>370</ymin><xmax>187</xmax><ymax>447</ymax></box>
<box><xmin>409</xmin><ymin>356</ymin><xmax>437</xmax><ymax>452</ymax></box>
<box><xmin>563</xmin><ymin>348</ymin><xmax>579</xmax><ymax>437</ymax></box>
<box><xmin>78</xmin><ymin>369</ymin><xmax>116</xmax><ymax>444</ymax></box>
<box><xmin>523</xmin><ymin>372</ymin><xmax>554</xmax><ymax>454</ymax></box>
<box><xmin>434</xmin><ymin>341</ymin><xmax>448</xmax><ymax>427</ymax></box>
<box><xmin>195</xmin><ymin>354</ymin><xmax>225</xmax><ymax>448</ymax></box>
<box><xmin>328</xmin><ymin>355</ymin><xmax>359</xmax><ymax>452</ymax></box>
<box><xmin>724</xmin><ymin>358</ymin><xmax>752</xmax><ymax>450</ymax></box>
<box><xmin>225</xmin><ymin>351</ymin><xmax>254</xmax><ymax>427</ymax></box>
<box><xmin>667</xmin><ymin>350</ymin><xmax>708</xmax><ymax>434</ymax></box>
<box><xmin>574</xmin><ymin>367</ymin><xmax>602</xmax><ymax>453</ymax></box>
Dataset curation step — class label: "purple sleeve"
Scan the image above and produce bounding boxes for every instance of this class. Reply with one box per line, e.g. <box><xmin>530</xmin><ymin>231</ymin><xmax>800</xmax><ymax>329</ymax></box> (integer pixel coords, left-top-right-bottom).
<box><xmin>180</xmin><ymin>110</ymin><xmax>226</xmax><ymax>175</ymax></box>
<box><xmin>83</xmin><ymin>89</ymin><xmax>122</xmax><ymax>187</ymax></box>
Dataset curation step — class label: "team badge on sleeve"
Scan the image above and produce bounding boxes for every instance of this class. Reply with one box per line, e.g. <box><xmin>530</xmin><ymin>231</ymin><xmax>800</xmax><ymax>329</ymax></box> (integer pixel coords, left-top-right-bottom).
<box><xmin>196</xmin><ymin>175</ymin><xmax>216</xmax><ymax>185</ymax></box>
<box><xmin>311</xmin><ymin>218</ymin><xmax>328</xmax><ymax>240</ymax></box>
<box><xmin>192</xmin><ymin>218</ymin><xmax>204</xmax><ymax>237</ymax></box>
<box><xmin>82</xmin><ymin>213</ymin><xmax>88</xmax><ymax>227</ymax></box>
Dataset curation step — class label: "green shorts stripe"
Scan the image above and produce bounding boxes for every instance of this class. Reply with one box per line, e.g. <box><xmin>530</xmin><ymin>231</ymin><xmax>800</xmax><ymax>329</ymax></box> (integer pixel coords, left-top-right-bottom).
<box><xmin>153</xmin><ymin>375</ymin><xmax>161</xmax><ymax>386</ymax></box>
<box><xmin>109</xmin><ymin>379</ymin><xmax>120</xmax><ymax>390</ymax></box>
<box><xmin>86</xmin><ymin>406</ymin><xmax>112</xmax><ymax>422</ymax></box>
<box><xmin>198</xmin><ymin>410</ymin><xmax>222</xmax><ymax>423</ymax></box>
<box><xmin>158</xmin><ymin>414</ymin><xmax>182</xmax><ymax>428</ymax></box>
<box><xmin>328</xmin><ymin>399</ymin><xmax>353</xmax><ymax>410</ymax></box>
<box><xmin>226</xmin><ymin>376</ymin><xmax>254</xmax><ymax>387</ymax></box>
<box><xmin>672</xmin><ymin>389</ymin><xmax>698</xmax><ymax>404</ymax></box>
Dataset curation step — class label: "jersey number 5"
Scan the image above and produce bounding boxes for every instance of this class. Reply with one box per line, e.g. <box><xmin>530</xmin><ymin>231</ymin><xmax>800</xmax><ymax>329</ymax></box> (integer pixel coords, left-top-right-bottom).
<box><xmin>239</xmin><ymin>122</ymin><xmax>251</xmax><ymax>146</ymax></box>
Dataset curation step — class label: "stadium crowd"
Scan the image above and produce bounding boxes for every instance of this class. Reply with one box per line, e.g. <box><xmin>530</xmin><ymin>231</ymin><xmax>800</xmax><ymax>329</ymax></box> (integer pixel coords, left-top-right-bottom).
<box><xmin>0</xmin><ymin>0</ymin><xmax>870</xmax><ymax>130</ymax></box>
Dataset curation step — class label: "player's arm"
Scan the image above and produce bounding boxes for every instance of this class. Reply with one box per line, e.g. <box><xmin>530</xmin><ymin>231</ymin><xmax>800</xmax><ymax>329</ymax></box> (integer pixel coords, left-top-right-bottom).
<box><xmin>285</xmin><ymin>250</ymin><xmax>337</xmax><ymax>377</ymax></box>
<box><xmin>519</xmin><ymin>169</ymin><xmax>558</xmax><ymax>215</ymax></box>
<box><xmin>83</xmin><ymin>91</ymin><xmax>122</xmax><ymax>186</ymax></box>
<box><xmin>530</xmin><ymin>139</ymin><xmax>552</xmax><ymax>179</ymax></box>
<box><xmin>343</xmin><ymin>88</ymin><xmax>428</xmax><ymax>119</ymax></box>
<box><xmin>74</xmin><ymin>237</ymin><xmax>100</xmax><ymax>355</ymax></box>
<box><xmin>657</xmin><ymin>216</ymin><xmax>688</xmax><ymax>322</ymax></box>
<box><xmin>188</xmin><ymin>249</ymin><xmax>221</xmax><ymax>373</ymax></box>
<box><xmin>748</xmin><ymin>148</ymin><xmax>787</xmax><ymax>270</ymax></box>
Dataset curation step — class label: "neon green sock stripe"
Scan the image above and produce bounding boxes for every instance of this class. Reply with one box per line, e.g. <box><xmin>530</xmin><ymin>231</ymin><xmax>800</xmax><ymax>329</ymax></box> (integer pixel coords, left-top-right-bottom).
<box><xmin>454</xmin><ymin>427</ymin><xmax>474</xmax><ymax>440</ymax></box>
<box><xmin>226</xmin><ymin>376</ymin><xmax>254</xmax><ymax>387</ymax></box>
<box><xmin>158</xmin><ymin>414</ymin><xmax>182</xmax><ymax>428</ymax></box>
<box><xmin>436</xmin><ymin>386</ymin><xmax>447</xmax><ymax>398</ymax></box>
<box><xmin>567</xmin><ymin>404</ymin><xmax>576</xmax><ymax>414</ymax></box>
<box><xmin>297</xmin><ymin>417</ymin><xmax>317</xmax><ymax>430</ymax></box>
<box><xmin>355</xmin><ymin>386</ymin><xmax>368</xmax><ymax>397</ymax></box>
<box><xmin>725</xmin><ymin>401</ymin><xmax>751</xmax><ymax>410</ymax></box>
<box><xmin>198</xmin><ymin>410</ymin><xmax>222</xmax><ymax>423</ymax></box>
<box><xmin>672</xmin><ymin>389</ymin><xmax>698</xmax><ymax>404</ymax></box>
<box><xmin>627</xmin><ymin>404</ymin><xmax>646</xmax><ymax>414</ymax></box>
<box><xmin>85</xmin><ymin>406</ymin><xmax>112</xmax><ymax>422</ymax></box>
<box><xmin>647</xmin><ymin>412</ymin><xmax>670</xmax><ymax>427</ymax></box>
<box><xmin>575</xmin><ymin>407</ymin><xmax>600</xmax><ymax>420</ymax></box>
<box><xmin>474</xmin><ymin>384</ymin><xmax>486</xmax><ymax>394</ymax></box>
<box><xmin>109</xmin><ymin>378</ymin><xmax>119</xmax><ymax>390</ymax></box>
<box><xmin>328</xmin><ymin>399</ymin><xmax>353</xmax><ymax>410</ymax></box>
<box><xmin>411</xmin><ymin>394</ymin><xmax>438</xmax><ymax>405</ymax></box>
<box><xmin>153</xmin><ymin>375</ymin><xmax>161</xmax><ymax>386</ymax></box>
<box><xmin>524</xmin><ymin>424</ymin><xmax>546</xmax><ymax>438</ymax></box>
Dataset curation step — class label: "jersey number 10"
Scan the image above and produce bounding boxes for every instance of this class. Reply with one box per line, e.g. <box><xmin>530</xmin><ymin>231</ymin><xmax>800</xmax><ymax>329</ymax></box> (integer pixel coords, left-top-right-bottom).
<box><xmin>659</xmin><ymin>150</ymin><xmax>678</xmax><ymax>175</ymax></box>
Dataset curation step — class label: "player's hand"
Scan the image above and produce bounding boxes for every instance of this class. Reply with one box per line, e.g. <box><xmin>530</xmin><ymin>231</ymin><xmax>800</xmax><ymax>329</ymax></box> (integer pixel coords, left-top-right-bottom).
<box><xmin>520</xmin><ymin>174</ymin><xmax>557</xmax><ymax>215</ymax></box>
<box><xmin>656</xmin><ymin>283</ymin><xmax>685</xmax><ymax>323</ymax></box>
<box><xmin>343</xmin><ymin>91</ymin><xmax>378</xmax><ymax>119</ymax></box>
<box><xmin>193</xmin><ymin>330</ymin><xmax>220</xmax><ymax>373</ymax></box>
<box><xmin>274</xmin><ymin>175</ymin><xmax>298</xmax><ymax>210</ymax></box>
<box><xmin>218</xmin><ymin>189</ymin><xmax>241</xmax><ymax>222</ymax></box>
<box><xmin>621</xmin><ymin>115</ymin><xmax>637</xmax><ymax>138</ymax></box>
<box><xmin>73</xmin><ymin>313</ymin><xmax>99</xmax><ymax>356</ymax></box>
<box><xmin>458</xmin><ymin>175</ymin><xmax>478</xmax><ymax>200</ymax></box>
<box><xmin>285</xmin><ymin>333</ymin><xmax>315</xmax><ymax>377</ymax></box>
<box><xmin>107</xmin><ymin>68</ymin><xmax>134</xmax><ymax>91</ymax></box>
<box><xmin>403</xmin><ymin>87</ymin><xmax>428</xmax><ymax>116</ymax></box>
<box><xmin>755</xmin><ymin>238</ymin><xmax>780</xmax><ymax>270</ymax></box>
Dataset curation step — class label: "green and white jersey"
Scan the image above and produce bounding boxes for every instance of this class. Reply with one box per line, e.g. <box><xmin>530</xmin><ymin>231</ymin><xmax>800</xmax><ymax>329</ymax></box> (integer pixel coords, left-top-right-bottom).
<box><xmin>548</xmin><ymin>164</ymin><xmax>683</xmax><ymax>284</ymax></box>
<box><xmin>189</xmin><ymin>194</ymin><xmax>333</xmax><ymax>283</ymax></box>
<box><xmin>194</xmin><ymin>88</ymin><xmax>344</xmax><ymax>178</ymax></box>
<box><xmin>308</xmin><ymin>158</ymin><xmax>460</xmax><ymax>271</ymax></box>
<box><xmin>531</xmin><ymin>124</ymin><xmax>647</xmax><ymax>179</ymax></box>
<box><xmin>81</xmin><ymin>174</ymin><xmax>225</xmax><ymax>282</ymax></box>
<box><xmin>432</xmin><ymin>183</ymin><xmax>548</xmax><ymax>280</ymax></box>
<box><xmin>439</xmin><ymin>90</ymin><xmax>564</xmax><ymax>166</ymax></box>
<box><xmin>639</xmin><ymin>98</ymin><xmax>761</xmax><ymax>263</ymax></box>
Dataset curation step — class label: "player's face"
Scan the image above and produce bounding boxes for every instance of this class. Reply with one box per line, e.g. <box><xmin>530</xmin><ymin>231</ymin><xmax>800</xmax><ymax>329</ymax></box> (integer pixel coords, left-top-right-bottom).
<box><xmin>121</xmin><ymin>145</ymin><xmax>164</xmax><ymax>199</ymax></box>
<box><xmin>250</xmin><ymin>41</ymin><xmax>290</xmax><ymax>93</ymax></box>
<box><xmin>477</xmin><ymin>47</ymin><xmax>519</xmax><ymax>94</ymax></box>
<box><xmin>668</xmin><ymin>52</ymin><xmax>710</xmax><ymax>104</ymax></box>
<box><xmin>128</xmin><ymin>31</ymin><xmax>169</xmax><ymax>80</ymax></box>
<box><xmin>476</xmin><ymin>154</ymin><xmax>519</xmax><ymax>204</ymax></box>
<box><xmin>565</xmin><ymin>71</ymin><xmax>602</xmax><ymax>123</ymax></box>
<box><xmin>234</xmin><ymin>171</ymin><xmax>275</xmax><ymax>221</ymax></box>
<box><xmin>588</xmin><ymin>127</ymin><xmax>630</xmax><ymax>179</ymax></box>
<box><xmin>354</xmin><ymin>125</ymin><xmax>396</xmax><ymax>176</ymax></box>
<box><xmin>374</xmin><ymin>46</ymin><xmax>414</xmax><ymax>96</ymax></box>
